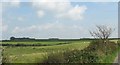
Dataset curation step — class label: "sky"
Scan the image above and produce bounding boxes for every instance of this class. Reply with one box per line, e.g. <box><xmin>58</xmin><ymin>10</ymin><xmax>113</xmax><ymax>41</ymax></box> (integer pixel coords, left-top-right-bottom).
<box><xmin>1</xmin><ymin>0</ymin><xmax>118</xmax><ymax>40</ymax></box>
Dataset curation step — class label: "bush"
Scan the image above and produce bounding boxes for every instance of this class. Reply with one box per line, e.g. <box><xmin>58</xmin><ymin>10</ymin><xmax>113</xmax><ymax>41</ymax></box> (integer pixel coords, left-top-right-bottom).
<box><xmin>42</xmin><ymin>49</ymin><xmax>99</xmax><ymax>63</ymax></box>
<box><xmin>87</xmin><ymin>40</ymin><xmax>117</xmax><ymax>55</ymax></box>
<box><xmin>63</xmin><ymin>49</ymin><xmax>99</xmax><ymax>63</ymax></box>
<box><xmin>42</xmin><ymin>51</ymin><xmax>66</xmax><ymax>63</ymax></box>
<box><xmin>41</xmin><ymin>40</ymin><xmax>117</xmax><ymax>64</ymax></box>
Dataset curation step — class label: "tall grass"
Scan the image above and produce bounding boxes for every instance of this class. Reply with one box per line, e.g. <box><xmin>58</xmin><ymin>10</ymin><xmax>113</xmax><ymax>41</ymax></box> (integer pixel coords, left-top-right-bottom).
<box><xmin>41</xmin><ymin>40</ymin><xmax>118</xmax><ymax>64</ymax></box>
<box><xmin>2</xmin><ymin>41</ymin><xmax>90</xmax><ymax>63</ymax></box>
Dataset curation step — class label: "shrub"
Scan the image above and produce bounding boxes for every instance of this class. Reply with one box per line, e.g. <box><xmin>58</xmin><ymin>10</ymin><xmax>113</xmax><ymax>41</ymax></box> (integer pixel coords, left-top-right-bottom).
<box><xmin>87</xmin><ymin>40</ymin><xmax>117</xmax><ymax>55</ymax></box>
<box><xmin>63</xmin><ymin>49</ymin><xmax>99</xmax><ymax>63</ymax></box>
<box><xmin>42</xmin><ymin>49</ymin><xmax>99</xmax><ymax>63</ymax></box>
<box><xmin>42</xmin><ymin>51</ymin><xmax>66</xmax><ymax>63</ymax></box>
<box><xmin>118</xmin><ymin>40</ymin><xmax>120</xmax><ymax>46</ymax></box>
<box><xmin>41</xmin><ymin>40</ymin><xmax>117</xmax><ymax>64</ymax></box>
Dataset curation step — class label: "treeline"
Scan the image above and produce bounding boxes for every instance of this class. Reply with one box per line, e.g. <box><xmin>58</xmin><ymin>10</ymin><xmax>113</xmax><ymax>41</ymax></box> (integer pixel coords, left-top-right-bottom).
<box><xmin>1</xmin><ymin>37</ymin><xmax>119</xmax><ymax>42</ymax></box>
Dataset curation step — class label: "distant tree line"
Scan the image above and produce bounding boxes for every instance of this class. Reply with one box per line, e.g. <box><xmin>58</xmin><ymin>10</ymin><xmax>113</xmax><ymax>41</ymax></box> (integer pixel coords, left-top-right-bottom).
<box><xmin>1</xmin><ymin>36</ymin><xmax>119</xmax><ymax>42</ymax></box>
<box><xmin>10</xmin><ymin>37</ymin><xmax>35</xmax><ymax>41</ymax></box>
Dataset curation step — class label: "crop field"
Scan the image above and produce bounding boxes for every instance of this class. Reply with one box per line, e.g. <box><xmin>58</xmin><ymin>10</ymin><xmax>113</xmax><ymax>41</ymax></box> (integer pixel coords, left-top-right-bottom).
<box><xmin>1</xmin><ymin>40</ymin><xmax>90</xmax><ymax>63</ymax></box>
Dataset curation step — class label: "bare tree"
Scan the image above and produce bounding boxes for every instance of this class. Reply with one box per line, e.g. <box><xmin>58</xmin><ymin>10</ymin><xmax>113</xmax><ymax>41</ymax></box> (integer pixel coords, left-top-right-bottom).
<box><xmin>89</xmin><ymin>25</ymin><xmax>115</xmax><ymax>55</ymax></box>
<box><xmin>89</xmin><ymin>25</ymin><xmax>114</xmax><ymax>43</ymax></box>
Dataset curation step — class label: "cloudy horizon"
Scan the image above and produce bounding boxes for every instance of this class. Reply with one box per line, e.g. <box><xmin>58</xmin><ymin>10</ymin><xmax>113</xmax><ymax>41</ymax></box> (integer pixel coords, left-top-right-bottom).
<box><xmin>1</xmin><ymin>0</ymin><xmax>118</xmax><ymax>40</ymax></box>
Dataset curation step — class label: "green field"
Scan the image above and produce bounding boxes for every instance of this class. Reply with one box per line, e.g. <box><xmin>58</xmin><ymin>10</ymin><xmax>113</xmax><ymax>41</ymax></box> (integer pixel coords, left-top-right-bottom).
<box><xmin>1</xmin><ymin>40</ymin><xmax>119</xmax><ymax>63</ymax></box>
<box><xmin>2</xmin><ymin>41</ymin><xmax>90</xmax><ymax>63</ymax></box>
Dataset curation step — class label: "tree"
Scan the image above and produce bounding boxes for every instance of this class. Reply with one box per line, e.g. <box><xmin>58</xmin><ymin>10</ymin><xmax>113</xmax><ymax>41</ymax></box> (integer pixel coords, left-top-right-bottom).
<box><xmin>10</xmin><ymin>37</ymin><xmax>15</xmax><ymax>40</ymax></box>
<box><xmin>89</xmin><ymin>25</ymin><xmax>114</xmax><ymax>43</ymax></box>
<box><xmin>89</xmin><ymin>25</ymin><xmax>115</xmax><ymax>55</ymax></box>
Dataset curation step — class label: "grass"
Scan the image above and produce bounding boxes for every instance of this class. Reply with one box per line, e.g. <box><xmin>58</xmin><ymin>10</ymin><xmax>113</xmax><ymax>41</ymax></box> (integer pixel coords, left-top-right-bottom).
<box><xmin>99</xmin><ymin>47</ymin><xmax>119</xmax><ymax>63</ymax></box>
<box><xmin>2</xmin><ymin>41</ymin><xmax>90</xmax><ymax>63</ymax></box>
<box><xmin>2</xmin><ymin>40</ymin><xmax>119</xmax><ymax>63</ymax></box>
<box><xmin>98</xmin><ymin>40</ymin><xmax>119</xmax><ymax>63</ymax></box>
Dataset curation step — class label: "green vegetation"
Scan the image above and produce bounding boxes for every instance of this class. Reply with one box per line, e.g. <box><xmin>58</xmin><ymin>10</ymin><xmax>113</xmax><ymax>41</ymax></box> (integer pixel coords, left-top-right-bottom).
<box><xmin>2</xmin><ymin>41</ymin><xmax>90</xmax><ymax>63</ymax></box>
<box><xmin>41</xmin><ymin>40</ymin><xmax>118</xmax><ymax>64</ymax></box>
<box><xmin>1</xmin><ymin>41</ymin><xmax>72</xmax><ymax>46</ymax></box>
<box><xmin>88</xmin><ymin>40</ymin><xmax>118</xmax><ymax>63</ymax></box>
<box><xmin>2</xmin><ymin>39</ymin><xmax>119</xmax><ymax>64</ymax></box>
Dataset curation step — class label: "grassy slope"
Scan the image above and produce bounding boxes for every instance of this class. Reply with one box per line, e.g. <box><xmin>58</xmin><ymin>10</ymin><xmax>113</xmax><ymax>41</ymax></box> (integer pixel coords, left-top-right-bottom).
<box><xmin>2</xmin><ymin>41</ymin><xmax>90</xmax><ymax>63</ymax></box>
<box><xmin>99</xmin><ymin>47</ymin><xmax>119</xmax><ymax>63</ymax></box>
<box><xmin>99</xmin><ymin>40</ymin><xmax>119</xmax><ymax>63</ymax></box>
<box><xmin>2</xmin><ymin>40</ymin><xmax>118</xmax><ymax>63</ymax></box>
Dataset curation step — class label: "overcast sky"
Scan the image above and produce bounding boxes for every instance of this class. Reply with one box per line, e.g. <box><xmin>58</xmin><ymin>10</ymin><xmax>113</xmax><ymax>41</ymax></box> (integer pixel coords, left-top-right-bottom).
<box><xmin>1</xmin><ymin>0</ymin><xmax>118</xmax><ymax>40</ymax></box>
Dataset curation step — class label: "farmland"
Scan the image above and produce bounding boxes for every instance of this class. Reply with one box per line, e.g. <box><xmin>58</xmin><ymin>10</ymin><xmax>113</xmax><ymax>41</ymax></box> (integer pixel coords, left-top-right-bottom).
<box><xmin>1</xmin><ymin>39</ymin><xmax>119</xmax><ymax>64</ymax></box>
<box><xmin>1</xmin><ymin>40</ymin><xmax>90</xmax><ymax>63</ymax></box>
